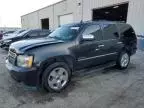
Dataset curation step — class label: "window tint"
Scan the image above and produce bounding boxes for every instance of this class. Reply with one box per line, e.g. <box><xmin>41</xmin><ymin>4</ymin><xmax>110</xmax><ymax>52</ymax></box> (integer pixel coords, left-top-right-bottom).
<box><xmin>102</xmin><ymin>24</ymin><xmax>119</xmax><ymax>40</ymax></box>
<box><xmin>117</xmin><ymin>24</ymin><xmax>135</xmax><ymax>38</ymax></box>
<box><xmin>40</xmin><ymin>31</ymin><xmax>49</xmax><ymax>37</ymax></box>
<box><xmin>117</xmin><ymin>24</ymin><xmax>136</xmax><ymax>44</ymax></box>
<box><xmin>83</xmin><ymin>24</ymin><xmax>102</xmax><ymax>41</ymax></box>
<box><xmin>28</xmin><ymin>31</ymin><xmax>39</xmax><ymax>37</ymax></box>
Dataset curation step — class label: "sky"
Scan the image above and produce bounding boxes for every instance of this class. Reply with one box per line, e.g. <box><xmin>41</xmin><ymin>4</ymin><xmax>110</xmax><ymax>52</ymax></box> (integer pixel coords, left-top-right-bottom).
<box><xmin>0</xmin><ymin>0</ymin><xmax>61</xmax><ymax>27</ymax></box>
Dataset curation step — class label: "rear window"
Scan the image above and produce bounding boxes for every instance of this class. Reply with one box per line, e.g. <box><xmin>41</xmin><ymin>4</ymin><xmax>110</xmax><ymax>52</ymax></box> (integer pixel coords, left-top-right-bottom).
<box><xmin>102</xmin><ymin>24</ymin><xmax>119</xmax><ymax>40</ymax></box>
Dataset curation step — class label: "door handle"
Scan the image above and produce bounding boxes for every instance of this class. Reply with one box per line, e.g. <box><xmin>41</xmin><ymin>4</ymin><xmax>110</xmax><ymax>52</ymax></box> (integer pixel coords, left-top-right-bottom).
<box><xmin>98</xmin><ymin>44</ymin><xmax>104</xmax><ymax>48</ymax></box>
<box><xmin>95</xmin><ymin>48</ymin><xmax>99</xmax><ymax>51</ymax></box>
<box><xmin>117</xmin><ymin>42</ymin><xmax>122</xmax><ymax>44</ymax></box>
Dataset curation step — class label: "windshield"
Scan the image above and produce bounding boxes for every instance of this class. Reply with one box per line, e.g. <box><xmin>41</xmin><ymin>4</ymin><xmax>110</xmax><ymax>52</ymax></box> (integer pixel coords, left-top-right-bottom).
<box><xmin>13</xmin><ymin>29</ymin><xmax>25</xmax><ymax>34</ymax></box>
<box><xmin>17</xmin><ymin>30</ymin><xmax>30</xmax><ymax>37</ymax></box>
<box><xmin>49</xmin><ymin>25</ymin><xmax>81</xmax><ymax>41</ymax></box>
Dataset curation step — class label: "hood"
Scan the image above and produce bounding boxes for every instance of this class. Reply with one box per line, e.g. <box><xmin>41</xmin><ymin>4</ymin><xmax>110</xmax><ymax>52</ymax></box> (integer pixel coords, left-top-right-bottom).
<box><xmin>10</xmin><ymin>37</ymin><xmax>64</xmax><ymax>53</ymax></box>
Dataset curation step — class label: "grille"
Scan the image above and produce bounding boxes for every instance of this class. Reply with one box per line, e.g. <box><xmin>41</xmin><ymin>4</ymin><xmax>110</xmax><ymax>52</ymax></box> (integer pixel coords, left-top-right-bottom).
<box><xmin>8</xmin><ymin>49</ymin><xmax>17</xmax><ymax>65</ymax></box>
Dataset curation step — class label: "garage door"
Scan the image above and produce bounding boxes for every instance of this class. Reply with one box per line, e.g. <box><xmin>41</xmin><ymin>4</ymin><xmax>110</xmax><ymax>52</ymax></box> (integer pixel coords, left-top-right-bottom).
<box><xmin>93</xmin><ymin>3</ymin><xmax>129</xmax><ymax>22</ymax></box>
<box><xmin>59</xmin><ymin>14</ymin><xmax>73</xmax><ymax>26</ymax></box>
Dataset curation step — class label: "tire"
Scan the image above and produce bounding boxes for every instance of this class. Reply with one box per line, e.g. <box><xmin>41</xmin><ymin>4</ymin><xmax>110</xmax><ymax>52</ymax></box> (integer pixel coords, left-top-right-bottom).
<box><xmin>42</xmin><ymin>62</ymin><xmax>71</xmax><ymax>92</ymax></box>
<box><xmin>116</xmin><ymin>51</ymin><xmax>130</xmax><ymax>69</ymax></box>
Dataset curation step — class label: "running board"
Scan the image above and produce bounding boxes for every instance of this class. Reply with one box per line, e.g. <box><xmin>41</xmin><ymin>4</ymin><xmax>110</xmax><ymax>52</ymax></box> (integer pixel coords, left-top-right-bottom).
<box><xmin>73</xmin><ymin>61</ymin><xmax>116</xmax><ymax>76</ymax></box>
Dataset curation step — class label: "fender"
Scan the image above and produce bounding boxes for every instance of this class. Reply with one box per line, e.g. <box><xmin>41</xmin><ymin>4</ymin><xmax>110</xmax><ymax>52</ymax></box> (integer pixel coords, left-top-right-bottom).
<box><xmin>27</xmin><ymin>41</ymin><xmax>76</xmax><ymax>87</ymax></box>
<box><xmin>36</xmin><ymin>55</ymin><xmax>76</xmax><ymax>88</ymax></box>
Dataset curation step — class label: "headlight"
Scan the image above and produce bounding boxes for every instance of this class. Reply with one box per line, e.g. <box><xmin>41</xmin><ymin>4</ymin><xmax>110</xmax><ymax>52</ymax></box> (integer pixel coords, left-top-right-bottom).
<box><xmin>4</xmin><ymin>40</ymin><xmax>12</xmax><ymax>43</ymax></box>
<box><xmin>17</xmin><ymin>55</ymin><xmax>33</xmax><ymax>68</ymax></box>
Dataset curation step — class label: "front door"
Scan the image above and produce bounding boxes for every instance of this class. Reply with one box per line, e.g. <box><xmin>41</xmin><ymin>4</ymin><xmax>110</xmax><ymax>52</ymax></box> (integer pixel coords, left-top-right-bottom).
<box><xmin>74</xmin><ymin>24</ymin><xmax>106</xmax><ymax>69</ymax></box>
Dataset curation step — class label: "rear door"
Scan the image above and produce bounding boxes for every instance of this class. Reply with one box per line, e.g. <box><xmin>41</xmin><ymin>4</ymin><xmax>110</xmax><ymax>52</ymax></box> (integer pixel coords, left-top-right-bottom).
<box><xmin>100</xmin><ymin>24</ymin><xmax>120</xmax><ymax>61</ymax></box>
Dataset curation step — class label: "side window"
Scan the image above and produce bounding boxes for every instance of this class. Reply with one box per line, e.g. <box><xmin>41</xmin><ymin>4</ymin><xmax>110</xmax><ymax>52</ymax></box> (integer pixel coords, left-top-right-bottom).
<box><xmin>83</xmin><ymin>24</ymin><xmax>102</xmax><ymax>41</ymax></box>
<box><xmin>102</xmin><ymin>24</ymin><xmax>119</xmax><ymax>40</ymax></box>
<box><xmin>39</xmin><ymin>31</ymin><xmax>49</xmax><ymax>37</ymax></box>
<box><xmin>117</xmin><ymin>24</ymin><xmax>136</xmax><ymax>43</ymax></box>
<box><xmin>28</xmin><ymin>31</ymin><xmax>39</xmax><ymax>37</ymax></box>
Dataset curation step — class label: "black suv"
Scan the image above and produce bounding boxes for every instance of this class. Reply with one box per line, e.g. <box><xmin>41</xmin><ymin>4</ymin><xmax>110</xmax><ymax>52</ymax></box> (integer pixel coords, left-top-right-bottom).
<box><xmin>6</xmin><ymin>21</ymin><xmax>137</xmax><ymax>92</ymax></box>
<box><xmin>0</xmin><ymin>29</ymin><xmax>50</xmax><ymax>49</ymax></box>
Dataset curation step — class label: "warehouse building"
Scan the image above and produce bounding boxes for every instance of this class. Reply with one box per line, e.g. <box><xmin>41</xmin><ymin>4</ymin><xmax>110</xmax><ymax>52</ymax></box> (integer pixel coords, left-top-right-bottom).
<box><xmin>21</xmin><ymin>0</ymin><xmax>144</xmax><ymax>35</ymax></box>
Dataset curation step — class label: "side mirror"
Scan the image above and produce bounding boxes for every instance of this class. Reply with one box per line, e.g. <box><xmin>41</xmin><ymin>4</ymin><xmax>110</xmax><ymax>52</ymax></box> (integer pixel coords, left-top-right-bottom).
<box><xmin>82</xmin><ymin>34</ymin><xmax>95</xmax><ymax>41</ymax></box>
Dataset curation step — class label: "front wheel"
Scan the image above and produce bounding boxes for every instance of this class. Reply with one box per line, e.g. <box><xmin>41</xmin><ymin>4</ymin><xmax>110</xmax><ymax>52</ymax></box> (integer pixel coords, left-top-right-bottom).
<box><xmin>42</xmin><ymin>62</ymin><xmax>71</xmax><ymax>92</ymax></box>
<box><xmin>116</xmin><ymin>51</ymin><xmax>130</xmax><ymax>69</ymax></box>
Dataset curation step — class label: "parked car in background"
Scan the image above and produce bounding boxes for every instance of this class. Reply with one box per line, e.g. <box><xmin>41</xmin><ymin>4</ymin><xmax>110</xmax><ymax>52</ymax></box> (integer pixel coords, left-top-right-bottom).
<box><xmin>3</xmin><ymin>30</ymin><xmax>16</xmax><ymax>35</ymax></box>
<box><xmin>6</xmin><ymin>21</ymin><xmax>137</xmax><ymax>92</ymax></box>
<box><xmin>2</xmin><ymin>29</ymin><xmax>26</xmax><ymax>39</ymax></box>
<box><xmin>0</xmin><ymin>29</ymin><xmax>50</xmax><ymax>49</ymax></box>
<box><xmin>0</xmin><ymin>30</ymin><xmax>17</xmax><ymax>40</ymax></box>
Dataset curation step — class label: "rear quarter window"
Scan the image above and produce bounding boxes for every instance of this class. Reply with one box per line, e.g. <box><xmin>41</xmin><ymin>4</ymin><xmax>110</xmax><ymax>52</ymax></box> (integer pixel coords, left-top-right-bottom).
<box><xmin>117</xmin><ymin>24</ymin><xmax>137</xmax><ymax>45</ymax></box>
<box><xmin>117</xmin><ymin>24</ymin><xmax>136</xmax><ymax>38</ymax></box>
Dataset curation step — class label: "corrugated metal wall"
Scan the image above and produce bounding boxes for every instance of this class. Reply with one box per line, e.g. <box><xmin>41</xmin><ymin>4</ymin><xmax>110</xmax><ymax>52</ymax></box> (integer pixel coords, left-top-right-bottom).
<box><xmin>53</xmin><ymin>0</ymin><xmax>82</xmax><ymax>29</ymax></box>
<box><xmin>21</xmin><ymin>0</ymin><xmax>144</xmax><ymax>35</ymax></box>
<box><xmin>21</xmin><ymin>11</ymin><xmax>39</xmax><ymax>29</ymax></box>
<box><xmin>21</xmin><ymin>5</ymin><xmax>54</xmax><ymax>29</ymax></box>
<box><xmin>38</xmin><ymin>6</ymin><xmax>54</xmax><ymax>30</ymax></box>
<box><xmin>21</xmin><ymin>0</ymin><xmax>82</xmax><ymax>30</ymax></box>
<box><xmin>127</xmin><ymin>0</ymin><xmax>144</xmax><ymax>35</ymax></box>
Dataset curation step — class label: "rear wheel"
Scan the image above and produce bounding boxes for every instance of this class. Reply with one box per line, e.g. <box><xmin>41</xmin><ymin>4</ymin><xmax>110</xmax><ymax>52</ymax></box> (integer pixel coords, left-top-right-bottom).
<box><xmin>116</xmin><ymin>51</ymin><xmax>130</xmax><ymax>69</ymax></box>
<box><xmin>42</xmin><ymin>62</ymin><xmax>71</xmax><ymax>92</ymax></box>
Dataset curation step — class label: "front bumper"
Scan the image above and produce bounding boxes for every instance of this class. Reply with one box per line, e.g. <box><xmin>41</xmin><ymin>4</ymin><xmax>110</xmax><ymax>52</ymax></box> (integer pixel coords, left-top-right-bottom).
<box><xmin>6</xmin><ymin>60</ymin><xmax>38</xmax><ymax>86</ymax></box>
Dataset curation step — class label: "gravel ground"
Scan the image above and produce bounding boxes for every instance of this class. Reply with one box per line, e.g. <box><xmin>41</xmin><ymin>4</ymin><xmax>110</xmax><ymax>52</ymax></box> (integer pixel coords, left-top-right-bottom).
<box><xmin>0</xmin><ymin>48</ymin><xmax>144</xmax><ymax>108</ymax></box>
